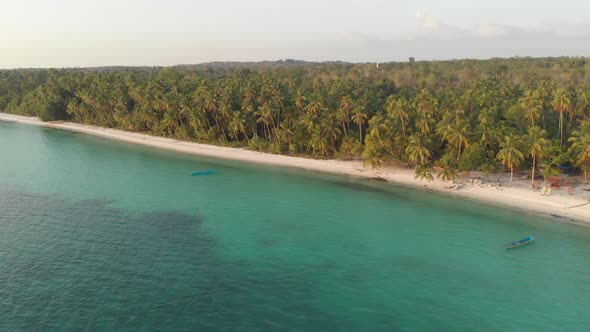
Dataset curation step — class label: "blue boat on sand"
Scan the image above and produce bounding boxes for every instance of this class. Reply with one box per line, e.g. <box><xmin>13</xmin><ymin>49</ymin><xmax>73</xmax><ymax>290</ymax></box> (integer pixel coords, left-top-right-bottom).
<box><xmin>191</xmin><ymin>170</ymin><xmax>216</xmax><ymax>176</ymax></box>
<box><xmin>505</xmin><ymin>236</ymin><xmax>534</xmax><ymax>249</ymax></box>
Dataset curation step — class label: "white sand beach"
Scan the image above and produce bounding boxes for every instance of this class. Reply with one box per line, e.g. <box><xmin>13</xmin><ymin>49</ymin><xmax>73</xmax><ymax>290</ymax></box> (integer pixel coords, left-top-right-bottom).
<box><xmin>2</xmin><ymin>112</ymin><xmax>590</xmax><ymax>224</ymax></box>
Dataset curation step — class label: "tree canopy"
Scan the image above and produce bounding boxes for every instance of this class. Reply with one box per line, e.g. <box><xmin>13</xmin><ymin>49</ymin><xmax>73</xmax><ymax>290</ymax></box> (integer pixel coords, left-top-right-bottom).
<box><xmin>1</xmin><ymin>57</ymin><xmax>590</xmax><ymax>178</ymax></box>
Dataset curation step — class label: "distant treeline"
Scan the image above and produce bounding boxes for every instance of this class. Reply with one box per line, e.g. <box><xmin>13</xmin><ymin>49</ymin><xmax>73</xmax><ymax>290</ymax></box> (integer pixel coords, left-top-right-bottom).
<box><xmin>1</xmin><ymin>57</ymin><xmax>590</xmax><ymax>182</ymax></box>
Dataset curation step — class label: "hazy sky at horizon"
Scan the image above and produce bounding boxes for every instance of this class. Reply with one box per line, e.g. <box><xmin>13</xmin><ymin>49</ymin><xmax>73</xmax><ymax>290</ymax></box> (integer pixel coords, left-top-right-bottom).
<box><xmin>1</xmin><ymin>0</ymin><xmax>589</xmax><ymax>68</ymax></box>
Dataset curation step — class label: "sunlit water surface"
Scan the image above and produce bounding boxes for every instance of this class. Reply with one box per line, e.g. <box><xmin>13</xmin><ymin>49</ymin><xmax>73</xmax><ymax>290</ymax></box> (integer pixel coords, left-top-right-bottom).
<box><xmin>1</xmin><ymin>121</ymin><xmax>590</xmax><ymax>330</ymax></box>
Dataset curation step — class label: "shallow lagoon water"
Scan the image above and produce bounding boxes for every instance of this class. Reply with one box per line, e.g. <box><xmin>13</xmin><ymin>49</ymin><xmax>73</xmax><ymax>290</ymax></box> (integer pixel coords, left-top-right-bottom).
<box><xmin>1</xmin><ymin>121</ymin><xmax>590</xmax><ymax>330</ymax></box>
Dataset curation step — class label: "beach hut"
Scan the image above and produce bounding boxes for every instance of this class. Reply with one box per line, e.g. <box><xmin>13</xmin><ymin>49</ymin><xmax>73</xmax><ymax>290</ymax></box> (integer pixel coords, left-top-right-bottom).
<box><xmin>548</xmin><ymin>176</ymin><xmax>563</xmax><ymax>188</ymax></box>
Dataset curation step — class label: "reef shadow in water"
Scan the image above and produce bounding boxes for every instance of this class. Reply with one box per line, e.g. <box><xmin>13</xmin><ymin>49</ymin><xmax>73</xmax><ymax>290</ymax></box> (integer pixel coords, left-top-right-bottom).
<box><xmin>0</xmin><ymin>188</ymin><xmax>348</xmax><ymax>330</ymax></box>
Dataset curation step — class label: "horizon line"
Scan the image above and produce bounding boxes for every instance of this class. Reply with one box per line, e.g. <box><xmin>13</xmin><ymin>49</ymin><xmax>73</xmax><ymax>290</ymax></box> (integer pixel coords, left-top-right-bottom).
<box><xmin>1</xmin><ymin>55</ymin><xmax>589</xmax><ymax>71</ymax></box>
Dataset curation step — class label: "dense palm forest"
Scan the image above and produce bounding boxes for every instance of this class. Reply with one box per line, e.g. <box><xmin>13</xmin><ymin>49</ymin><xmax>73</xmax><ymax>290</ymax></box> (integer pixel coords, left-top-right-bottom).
<box><xmin>2</xmin><ymin>57</ymin><xmax>590</xmax><ymax>182</ymax></box>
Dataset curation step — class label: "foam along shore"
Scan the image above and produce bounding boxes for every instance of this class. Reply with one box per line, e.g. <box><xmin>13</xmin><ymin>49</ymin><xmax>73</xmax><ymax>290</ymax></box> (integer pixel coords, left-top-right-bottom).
<box><xmin>2</xmin><ymin>112</ymin><xmax>590</xmax><ymax>224</ymax></box>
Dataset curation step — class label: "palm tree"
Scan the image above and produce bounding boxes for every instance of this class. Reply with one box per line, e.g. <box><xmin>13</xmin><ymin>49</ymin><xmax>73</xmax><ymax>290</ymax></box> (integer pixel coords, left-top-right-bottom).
<box><xmin>362</xmin><ymin>130</ymin><xmax>387</xmax><ymax>169</ymax></box>
<box><xmin>275</xmin><ymin>123</ymin><xmax>294</xmax><ymax>147</ymax></box>
<box><xmin>177</xmin><ymin>102</ymin><xmax>193</xmax><ymax>138</ymax></box>
<box><xmin>435</xmin><ymin>112</ymin><xmax>453</xmax><ymax>143</ymax></box>
<box><xmin>229</xmin><ymin>111</ymin><xmax>249</xmax><ymax>143</ymax></box>
<box><xmin>255</xmin><ymin>102</ymin><xmax>275</xmax><ymax>141</ymax></box>
<box><xmin>461</xmin><ymin>88</ymin><xmax>476</xmax><ymax>113</ymax></box>
<box><xmin>497</xmin><ymin>134</ymin><xmax>524</xmax><ymax>186</ymax></box>
<box><xmin>300</xmin><ymin>112</ymin><xmax>316</xmax><ymax>134</ymax></box>
<box><xmin>524</xmin><ymin>126</ymin><xmax>548</xmax><ymax>185</ymax></box>
<box><xmin>294</xmin><ymin>88</ymin><xmax>307</xmax><ymax>114</ymax></box>
<box><xmin>160</xmin><ymin>108</ymin><xmax>179</xmax><ymax>137</ymax></box>
<box><xmin>305</xmin><ymin>99</ymin><xmax>323</xmax><ymax>116</ymax></box>
<box><xmin>351</xmin><ymin>107</ymin><xmax>368</xmax><ymax>144</ymax></box>
<box><xmin>406</xmin><ymin>135</ymin><xmax>431</xmax><ymax>165</ymax></box>
<box><xmin>477</xmin><ymin>108</ymin><xmax>493</xmax><ymax>148</ymax></box>
<box><xmin>437</xmin><ymin>159</ymin><xmax>457</xmax><ymax>181</ymax></box>
<box><xmin>415</xmin><ymin>115</ymin><xmax>433</xmax><ymax>137</ymax></box>
<box><xmin>367</xmin><ymin>114</ymin><xmax>386</xmax><ymax>139</ymax></box>
<box><xmin>320</xmin><ymin>116</ymin><xmax>342</xmax><ymax>152</ymax></box>
<box><xmin>416</xmin><ymin>88</ymin><xmax>435</xmax><ymax>118</ymax></box>
<box><xmin>448</xmin><ymin>119</ymin><xmax>471</xmax><ymax>160</ymax></box>
<box><xmin>519</xmin><ymin>89</ymin><xmax>541</xmax><ymax>126</ymax></box>
<box><xmin>310</xmin><ymin>125</ymin><xmax>329</xmax><ymax>156</ymax></box>
<box><xmin>552</xmin><ymin>88</ymin><xmax>571</xmax><ymax>143</ymax></box>
<box><xmin>270</xmin><ymin>87</ymin><xmax>284</xmax><ymax>128</ymax></box>
<box><xmin>386</xmin><ymin>96</ymin><xmax>409</xmax><ymax>138</ymax></box>
<box><xmin>568</xmin><ymin>121</ymin><xmax>590</xmax><ymax>181</ymax></box>
<box><xmin>188</xmin><ymin>109</ymin><xmax>207</xmax><ymax>139</ymax></box>
<box><xmin>541</xmin><ymin>164</ymin><xmax>561</xmax><ymax>186</ymax></box>
<box><xmin>337</xmin><ymin>96</ymin><xmax>352</xmax><ymax>136</ymax></box>
<box><xmin>312</xmin><ymin>78</ymin><xmax>322</xmax><ymax>95</ymax></box>
<box><xmin>415</xmin><ymin>164</ymin><xmax>434</xmax><ymax>182</ymax></box>
<box><xmin>575</xmin><ymin>89</ymin><xmax>590</xmax><ymax>121</ymax></box>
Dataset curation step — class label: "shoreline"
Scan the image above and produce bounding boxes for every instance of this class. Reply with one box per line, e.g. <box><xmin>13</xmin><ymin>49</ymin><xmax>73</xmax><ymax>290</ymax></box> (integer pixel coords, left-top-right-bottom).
<box><xmin>1</xmin><ymin>112</ymin><xmax>589</xmax><ymax>224</ymax></box>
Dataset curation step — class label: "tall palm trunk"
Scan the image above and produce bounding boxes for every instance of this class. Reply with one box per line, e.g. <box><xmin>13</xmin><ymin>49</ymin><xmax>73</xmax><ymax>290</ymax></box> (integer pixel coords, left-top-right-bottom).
<box><xmin>267</xmin><ymin>123</ymin><xmax>273</xmax><ymax>143</ymax></box>
<box><xmin>401</xmin><ymin>118</ymin><xmax>406</xmax><ymax>138</ymax></box>
<box><xmin>359</xmin><ymin>123</ymin><xmax>363</xmax><ymax>144</ymax></box>
<box><xmin>241</xmin><ymin>128</ymin><xmax>250</xmax><ymax>144</ymax></box>
<box><xmin>531</xmin><ymin>154</ymin><xmax>536</xmax><ymax>185</ymax></box>
<box><xmin>231</xmin><ymin>128</ymin><xmax>239</xmax><ymax>141</ymax></box>
<box><xmin>559</xmin><ymin>110</ymin><xmax>564</xmax><ymax>143</ymax></box>
<box><xmin>212</xmin><ymin>114</ymin><xmax>227</xmax><ymax>142</ymax></box>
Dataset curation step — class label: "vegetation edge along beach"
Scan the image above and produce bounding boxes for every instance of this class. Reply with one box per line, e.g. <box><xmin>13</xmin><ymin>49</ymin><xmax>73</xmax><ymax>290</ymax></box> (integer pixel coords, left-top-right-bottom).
<box><xmin>1</xmin><ymin>58</ymin><xmax>590</xmax><ymax>222</ymax></box>
<box><xmin>1</xmin><ymin>112</ymin><xmax>589</xmax><ymax>223</ymax></box>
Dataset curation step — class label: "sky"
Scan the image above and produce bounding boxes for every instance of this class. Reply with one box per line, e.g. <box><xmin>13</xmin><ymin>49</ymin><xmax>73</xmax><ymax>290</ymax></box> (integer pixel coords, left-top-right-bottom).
<box><xmin>1</xmin><ymin>0</ymin><xmax>589</xmax><ymax>68</ymax></box>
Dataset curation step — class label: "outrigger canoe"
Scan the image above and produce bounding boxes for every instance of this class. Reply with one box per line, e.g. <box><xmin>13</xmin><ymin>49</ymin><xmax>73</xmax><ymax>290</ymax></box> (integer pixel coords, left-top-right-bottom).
<box><xmin>191</xmin><ymin>170</ymin><xmax>216</xmax><ymax>176</ymax></box>
<box><xmin>505</xmin><ymin>236</ymin><xmax>534</xmax><ymax>249</ymax></box>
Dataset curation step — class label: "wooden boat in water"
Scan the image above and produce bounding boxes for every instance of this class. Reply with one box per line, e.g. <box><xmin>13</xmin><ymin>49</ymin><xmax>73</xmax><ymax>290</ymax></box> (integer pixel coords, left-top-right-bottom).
<box><xmin>191</xmin><ymin>170</ymin><xmax>216</xmax><ymax>176</ymax></box>
<box><xmin>505</xmin><ymin>236</ymin><xmax>534</xmax><ymax>249</ymax></box>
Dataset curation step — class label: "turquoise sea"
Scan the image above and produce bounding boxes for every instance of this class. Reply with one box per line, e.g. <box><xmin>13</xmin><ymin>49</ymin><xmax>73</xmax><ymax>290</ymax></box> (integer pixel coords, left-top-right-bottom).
<box><xmin>1</xmin><ymin>121</ymin><xmax>590</xmax><ymax>331</ymax></box>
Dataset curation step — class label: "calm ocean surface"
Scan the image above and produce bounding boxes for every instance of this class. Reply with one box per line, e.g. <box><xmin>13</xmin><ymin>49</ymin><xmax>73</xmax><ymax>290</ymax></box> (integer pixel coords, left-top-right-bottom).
<box><xmin>1</xmin><ymin>121</ymin><xmax>590</xmax><ymax>331</ymax></box>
